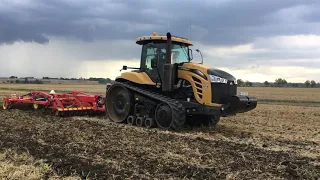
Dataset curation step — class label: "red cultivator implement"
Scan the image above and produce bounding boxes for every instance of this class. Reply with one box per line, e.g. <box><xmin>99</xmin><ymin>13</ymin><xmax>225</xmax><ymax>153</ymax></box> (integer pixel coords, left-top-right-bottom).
<box><xmin>2</xmin><ymin>91</ymin><xmax>105</xmax><ymax>116</ymax></box>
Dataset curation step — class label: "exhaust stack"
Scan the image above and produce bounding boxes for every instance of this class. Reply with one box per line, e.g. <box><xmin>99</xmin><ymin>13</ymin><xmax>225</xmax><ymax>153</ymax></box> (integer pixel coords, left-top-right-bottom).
<box><xmin>165</xmin><ymin>32</ymin><xmax>172</xmax><ymax>63</ymax></box>
<box><xmin>162</xmin><ymin>32</ymin><xmax>176</xmax><ymax>92</ymax></box>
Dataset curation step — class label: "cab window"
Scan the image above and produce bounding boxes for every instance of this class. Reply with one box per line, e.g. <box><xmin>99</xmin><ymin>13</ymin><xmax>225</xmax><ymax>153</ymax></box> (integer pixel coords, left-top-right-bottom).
<box><xmin>171</xmin><ymin>44</ymin><xmax>189</xmax><ymax>64</ymax></box>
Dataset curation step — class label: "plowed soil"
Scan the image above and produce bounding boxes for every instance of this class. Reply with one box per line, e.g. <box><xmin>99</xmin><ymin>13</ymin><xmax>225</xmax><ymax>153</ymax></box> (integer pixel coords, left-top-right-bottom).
<box><xmin>0</xmin><ymin>104</ymin><xmax>319</xmax><ymax>179</ymax></box>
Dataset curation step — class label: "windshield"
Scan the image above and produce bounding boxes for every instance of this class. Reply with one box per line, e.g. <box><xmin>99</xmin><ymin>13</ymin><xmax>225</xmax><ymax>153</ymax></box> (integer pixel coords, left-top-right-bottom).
<box><xmin>141</xmin><ymin>42</ymin><xmax>190</xmax><ymax>64</ymax></box>
<box><xmin>140</xmin><ymin>41</ymin><xmax>190</xmax><ymax>82</ymax></box>
<box><xmin>140</xmin><ymin>42</ymin><xmax>190</xmax><ymax>72</ymax></box>
<box><xmin>171</xmin><ymin>43</ymin><xmax>189</xmax><ymax>63</ymax></box>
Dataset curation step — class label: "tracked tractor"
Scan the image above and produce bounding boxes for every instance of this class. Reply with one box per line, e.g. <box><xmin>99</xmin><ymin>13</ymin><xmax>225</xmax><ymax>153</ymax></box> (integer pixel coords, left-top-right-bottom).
<box><xmin>105</xmin><ymin>32</ymin><xmax>257</xmax><ymax>130</ymax></box>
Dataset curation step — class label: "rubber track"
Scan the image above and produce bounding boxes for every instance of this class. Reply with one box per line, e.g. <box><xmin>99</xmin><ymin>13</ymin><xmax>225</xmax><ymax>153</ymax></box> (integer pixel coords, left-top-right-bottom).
<box><xmin>113</xmin><ymin>81</ymin><xmax>186</xmax><ymax>130</ymax></box>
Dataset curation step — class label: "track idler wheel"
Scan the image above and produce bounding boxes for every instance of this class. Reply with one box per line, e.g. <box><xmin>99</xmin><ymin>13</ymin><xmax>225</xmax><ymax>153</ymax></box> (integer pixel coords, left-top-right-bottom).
<box><xmin>144</xmin><ymin>117</ymin><xmax>156</xmax><ymax>128</ymax></box>
<box><xmin>155</xmin><ymin>103</ymin><xmax>173</xmax><ymax>130</ymax></box>
<box><xmin>127</xmin><ymin>115</ymin><xmax>136</xmax><ymax>125</ymax></box>
<box><xmin>106</xmin><ymin>84</ymin><xmax>133</xmax><ymax>123</ymax></box>
<box><xmin>136</xmin><ymin>116</ymin><xmax>145</xmax><ymax>127</ymax></box>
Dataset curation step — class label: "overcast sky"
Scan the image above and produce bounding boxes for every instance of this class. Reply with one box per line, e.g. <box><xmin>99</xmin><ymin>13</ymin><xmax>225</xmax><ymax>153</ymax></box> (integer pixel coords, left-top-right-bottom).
<box><xmin>1</xmin><ymin>0</ymin><xmax>320</xmax><ymax>83</ymax></box>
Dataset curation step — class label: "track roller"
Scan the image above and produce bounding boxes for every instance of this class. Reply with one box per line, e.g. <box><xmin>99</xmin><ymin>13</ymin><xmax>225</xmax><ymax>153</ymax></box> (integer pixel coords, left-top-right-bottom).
<box><xmin>127</xmin><ymin>115</ymin><xmax>136</xmax><ymax>125</ymax></box>
<box><xmin>144</xmin><ymin>117</ymin><xmax>156</xmax><ymax>128</ymax></box>
<box><xmin>136</xmin><ymin>116</ymin><xmax>145</xmax><ymax>127</ymax></box>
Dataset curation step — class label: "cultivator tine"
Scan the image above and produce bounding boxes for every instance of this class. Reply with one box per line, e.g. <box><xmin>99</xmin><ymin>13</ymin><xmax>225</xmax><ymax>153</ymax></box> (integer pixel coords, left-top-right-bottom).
<box><xmin>55</xmin><ymin>111</ymin><xmax>62</xmax><ymax>117</ymax></box>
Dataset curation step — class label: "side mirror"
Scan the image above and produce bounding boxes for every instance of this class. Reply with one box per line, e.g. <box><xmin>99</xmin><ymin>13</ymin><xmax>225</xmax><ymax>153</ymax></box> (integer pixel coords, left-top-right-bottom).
<box><xmin>196</xmin><ymin>49</ymin><xmax>203</xmax><ymax>64</ymax></box>
<box><xmin>120</xmin><ymin>65</ymin><xmax>140</xmax><ymax>71</ymax></box>
<box><xmin>120</xmin><ymin>65</ymin><xmax>127</xmax><ymax>71</ymax></box>
<box><xmin>151</xmin><ymin>58</ymin><xmax>157</xmax><ymax>68</ymax></box>
<box><xmin>188</xmin><ymin>49</ymin><xmax>193</xmax><ymax>61</ymax></box>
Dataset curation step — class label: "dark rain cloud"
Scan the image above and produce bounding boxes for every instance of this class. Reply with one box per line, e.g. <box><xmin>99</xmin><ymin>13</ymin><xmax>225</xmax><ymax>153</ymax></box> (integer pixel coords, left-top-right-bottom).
<box><xmin>1</xmin><ymin>0</ymin><xmax>320</xmax><ymax>46</ymax></box>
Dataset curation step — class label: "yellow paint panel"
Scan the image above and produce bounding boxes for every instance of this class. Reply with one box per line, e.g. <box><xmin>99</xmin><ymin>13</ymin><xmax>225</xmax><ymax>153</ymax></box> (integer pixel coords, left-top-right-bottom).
<box><xmin>178</xmin><ymin>63</ymin><xmax>213</xmax><ymax>105</ymax></box>
<box><xmin>136</xmin><ymin>35</ymin><xmax>193</xmax><ymax>45</ymax></box>
<box><xmin>207</xmin><ymin>103</ymin><xmax>223</xmax><ymax>107</ymax></box>
<box><xmin>57</xmin><ymin>107</ymin><xmax>93</xmax><ymax>111</ymax></box>
<box><xmin>116</xmin><ymin>72</ymin><xmax>156</xmax><ymax>85</ymax></box>
<box><xmin>178</xmin><ymin>70</ymin><xmax>210</xmax><ymax>104</ymax></box>
<box><xmin>195</xmin><ymin>87</ymin><xmax>202</xmax><ymax>92</ymax></box>
<box><xmin>181</xmin><ymin>63</ymin><xmax>211</xmax><ymax>75</ymax></box>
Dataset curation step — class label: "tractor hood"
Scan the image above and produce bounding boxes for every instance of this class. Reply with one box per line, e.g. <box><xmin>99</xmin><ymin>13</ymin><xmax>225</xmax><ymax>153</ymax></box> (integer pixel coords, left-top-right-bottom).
<box><xmin>207</xmin><ymin>68</ymin><xmax>236</xmax><ymax>81</ymax></box>
<box><xmin>180</xmin><ymin>63</ymin><xmax>236</xmax><ymax>82</ymax></box>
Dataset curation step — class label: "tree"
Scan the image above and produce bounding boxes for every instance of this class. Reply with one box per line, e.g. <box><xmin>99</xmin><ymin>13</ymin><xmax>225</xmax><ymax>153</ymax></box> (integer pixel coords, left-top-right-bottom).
<box><xmin>237</xmin><ymin>79</ymin><xmax>244</xmax><ymax>86</ymax></box>
<box><xmin>35</xmin><ymin>79</ymin><xmax>43</xmax><ymax>84</ymax></box>
<box><xmin>275</xmin><ymin>78</ymin><xmax>282</xmax><ymax>86</ymax></box>
<box><xmin>275</xmin><ymin>78</ymin><xmax>287</xmax><ymax>87</ymax></box>
<box><xmin>305</xmin><ymin>80</ymin><xmax>310</xmax><ymax>87</ymax></box>
<box><xmin>311</xmin><ymin>80</ymin><xmax>316</xmax><ymax>88</ymax></box>
<box><xmin>106</xmin><ymin>78</ymin><xmax>112</xmax><ymax>83</ymax></box>
<box><xmin>264</xmin><ymin>81</ymin><xmax>269</xmax><ymax>86</ymax></box>
<box><xmin>245</xmin><ymin>80</ymin><xmax>252</xmax><ymax>87</ymax></box>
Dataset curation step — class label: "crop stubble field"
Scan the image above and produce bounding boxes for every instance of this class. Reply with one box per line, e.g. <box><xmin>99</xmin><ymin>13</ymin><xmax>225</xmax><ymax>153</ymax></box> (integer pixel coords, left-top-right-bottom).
<box><xmin>0</xmin><ymin>84</ymin><xmax>319</xmax><ymax>179</ymax></box>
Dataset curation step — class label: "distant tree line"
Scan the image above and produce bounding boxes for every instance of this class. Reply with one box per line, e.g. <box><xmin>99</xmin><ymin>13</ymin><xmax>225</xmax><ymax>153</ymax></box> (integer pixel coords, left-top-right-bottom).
<box><xmin>86</xmin><ymin>77</ymin><xmax>112</xmax><ymax>84</ymax></box>
<box><xmin>6</xmin><ymin>78</ymin><xmax>43</xmax><ymax>84</ymax></box>
<box><xmin>43</xmin><ymin>77</ymin><xmax>84</xmax><ymax>80</ymax></box>
<box><xmin>237</xmin><ymin>79</ymin><xmax>253</xmax><ymax>87</ymax></box>
<box><xmin>262</xmin><ymin>78</ymin><xmax>317</xmax><ymax>88</ymax></box>
<box><xmin>43</xmin><ymin>77</ymin><xmax>112</xmax><ymax>84</ymax></box>
<box><xmin>4</xmin><ymin>76</ymin><xmax>113</xmax><ymax>84</ymax></box>
<box><xmin>236</xmin><ymin>78</ymin><xmax>318</xmax><ymax>88</ymax></box>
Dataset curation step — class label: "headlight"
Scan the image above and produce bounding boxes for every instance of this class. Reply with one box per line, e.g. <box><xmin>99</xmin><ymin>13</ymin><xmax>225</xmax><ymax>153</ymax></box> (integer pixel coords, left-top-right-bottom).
<box><xmin>209</xmin><ymin>75</ymin><xmax>228</xmax><ymax>84</ymax></box>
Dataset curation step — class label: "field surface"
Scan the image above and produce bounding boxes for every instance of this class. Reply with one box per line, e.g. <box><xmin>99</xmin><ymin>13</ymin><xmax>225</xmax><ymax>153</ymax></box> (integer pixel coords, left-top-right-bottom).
<box><xmin>239</xmin><ymin>87</ymin><xmax>320</xmax><ymax>103</ymax></box>
<box><xmin>0</xmin><ymin>85</ymin><xmax>319</xmax><ymax>179</ymax></box>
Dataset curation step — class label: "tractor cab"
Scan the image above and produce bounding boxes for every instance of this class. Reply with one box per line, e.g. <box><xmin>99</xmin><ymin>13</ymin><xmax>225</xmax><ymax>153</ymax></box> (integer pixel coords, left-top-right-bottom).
<box><xmin>136</xmin><ymin>32</ymin><xmax>193</xmax><ymax>83</ymax></box>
